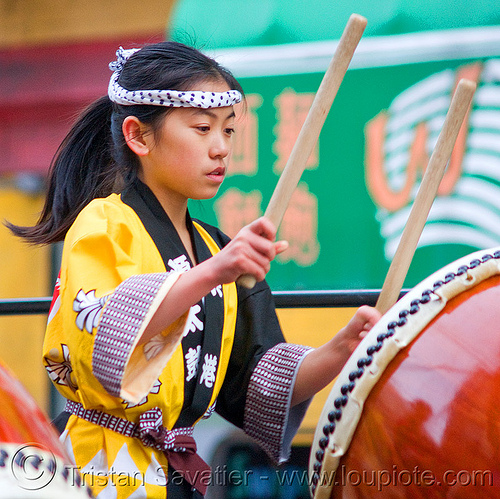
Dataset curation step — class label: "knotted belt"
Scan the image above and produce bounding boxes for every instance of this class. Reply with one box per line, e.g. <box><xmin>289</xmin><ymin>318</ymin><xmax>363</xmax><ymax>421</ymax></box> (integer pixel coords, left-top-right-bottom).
<box><xmin>65</xmin><ymin>400</ymin><xmax>211</xmax><ymax>495</ymax></box>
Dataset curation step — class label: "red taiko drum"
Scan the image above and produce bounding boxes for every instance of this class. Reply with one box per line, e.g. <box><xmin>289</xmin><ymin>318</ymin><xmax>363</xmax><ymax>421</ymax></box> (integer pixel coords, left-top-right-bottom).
<box><xmin>310</xmin><ymin>248</ymin><xmax>500</xmax><ymax>499</ymax></box>
<box><xmin>0</xmin><ymin>359</ymin><xmax>92</xmax><ymax>497</ymax></box>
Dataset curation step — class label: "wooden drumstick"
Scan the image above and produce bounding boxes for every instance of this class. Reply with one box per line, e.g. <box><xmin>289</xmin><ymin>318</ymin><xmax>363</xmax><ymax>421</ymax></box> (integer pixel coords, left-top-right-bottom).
<box><xmin>375</xmin><ymin>78</ymin><xmax>476</xmax><ymax>314</ymax></box>
<box><xmin>237</xmin><ymin>13</ymin><xmax>368</xmax><ymax>289</ymax></box>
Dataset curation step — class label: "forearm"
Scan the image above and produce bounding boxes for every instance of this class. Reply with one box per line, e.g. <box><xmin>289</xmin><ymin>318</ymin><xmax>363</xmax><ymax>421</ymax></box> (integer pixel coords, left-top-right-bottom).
<box><xmin>140</xmin><ymin>219</ymin><xmax>289</xmax><ymax>344</ymax></box>
<box><xmin>291</xmin><ymin>338</ymin><xmax>351</xmax><ymax>406</ymax></box>
<box><xmin>140</xmin><ymin>260</ymin><xmax>219</xmax><ymax>344</ymax></box>
<box><xmin>290</xmin><ymin>305</ymin><xmax>381</xmax><ymax>406</ymax></box>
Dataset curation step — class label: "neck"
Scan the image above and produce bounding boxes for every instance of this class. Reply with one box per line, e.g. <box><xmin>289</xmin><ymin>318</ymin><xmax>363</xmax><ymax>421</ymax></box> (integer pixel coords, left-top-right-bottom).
<box><xmin>155</xmin><ymin>190</ymin><xmax>189</xmax><ymax>234</ymax></box>
<box><xmin>136</xmin><ymin>175</ymin><xmax>187</xmax><ymax>229</ymax></box>
<box><xmin>144</xmin><ymin>183</ymin><xmax>197</xmax><ymax>264</ymax></box>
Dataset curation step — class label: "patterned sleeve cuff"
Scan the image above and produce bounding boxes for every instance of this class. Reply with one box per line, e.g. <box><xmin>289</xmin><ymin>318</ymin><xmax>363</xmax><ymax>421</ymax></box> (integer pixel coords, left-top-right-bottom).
<box><xmin>243</xmin><ymin>343</ymin><xmax>314</xmax><ymax>464</ymax></box>
<box><xmin>92</xmin><ymin>271</ymin><xmax>188</xmax><ymax>404</ymax></box>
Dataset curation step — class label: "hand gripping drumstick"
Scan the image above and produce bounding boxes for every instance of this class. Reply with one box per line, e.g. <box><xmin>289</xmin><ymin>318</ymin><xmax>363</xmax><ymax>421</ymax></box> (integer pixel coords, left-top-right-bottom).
<box><xmin>237</xmin><ymin>13</ymin><xmax>368</xmax><ymax>289</ymax></box>
<box><xmin>375</xmin><ymin>78</ymin><xmax>476</xmax><ymax>314</ymax></box>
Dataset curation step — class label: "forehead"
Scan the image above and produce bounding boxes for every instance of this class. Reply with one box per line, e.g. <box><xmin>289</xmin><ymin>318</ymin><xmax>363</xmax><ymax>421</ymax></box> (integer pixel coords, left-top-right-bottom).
<box><xmin>188</xmin><ymin>78</ymin><xmax>232</xmax><ymax>94</ymax></box>
<box><xmin>169</xmin><ymin>105</ymin><xmax>236</xmax><ymax>123</ymax></box>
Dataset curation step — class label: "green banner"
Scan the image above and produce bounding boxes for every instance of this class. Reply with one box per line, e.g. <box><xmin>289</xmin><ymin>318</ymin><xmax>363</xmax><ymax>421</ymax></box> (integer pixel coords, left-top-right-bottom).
<box><xmin>187</xmin><ymin>27</ymin><xmax>500</xmax><ymax>291</ymax></box>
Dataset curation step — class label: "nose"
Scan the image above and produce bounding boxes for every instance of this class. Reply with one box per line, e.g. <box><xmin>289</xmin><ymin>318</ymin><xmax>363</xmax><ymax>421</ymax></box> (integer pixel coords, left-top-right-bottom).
<box><xmin>209</xmin><ymin>132</ymin><xmax>231</xmax><ymax>160</ymax></box>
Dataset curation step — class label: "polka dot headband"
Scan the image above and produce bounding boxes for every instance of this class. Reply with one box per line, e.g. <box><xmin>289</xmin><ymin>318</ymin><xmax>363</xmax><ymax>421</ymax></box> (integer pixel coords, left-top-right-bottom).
<box><xmin>108</xmin><ymin>46</ymin><xmax>242</xmax><ymax>108</ymax></box>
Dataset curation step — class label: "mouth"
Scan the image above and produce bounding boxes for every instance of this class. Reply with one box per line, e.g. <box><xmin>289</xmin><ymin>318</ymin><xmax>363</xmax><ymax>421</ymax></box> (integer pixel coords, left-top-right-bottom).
<box><xmin>207</xmin><ymin>166</ymin><xmax>226</xmax><ymax>182</ymax></box>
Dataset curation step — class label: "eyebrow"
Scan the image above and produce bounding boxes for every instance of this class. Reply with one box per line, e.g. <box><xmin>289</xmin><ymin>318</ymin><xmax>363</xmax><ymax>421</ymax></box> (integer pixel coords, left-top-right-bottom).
<box><xmin>192</xmin><ymin>108</ymin><xmax>236</xmax><ymax>120</ymax></box>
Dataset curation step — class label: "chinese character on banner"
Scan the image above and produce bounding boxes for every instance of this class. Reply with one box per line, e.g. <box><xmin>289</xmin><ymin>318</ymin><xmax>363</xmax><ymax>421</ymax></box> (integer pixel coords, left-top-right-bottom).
<box><xmin>214</xmin><ymin>188</ymin><xmax>263</xmax><ymax>238</ymax></box>
<box><xmin>230</xmin><ymin>94</ymin><xmax>263</xmax><ymax>176</ymax></box>
<box><xmin>273</xmin><ymin>88</ymin><xmax>318</xmax><ymax>174</ymax></box>
<box><xmin>278</xmin><ymin>183</ymin><xmax>320</xmax><ymax>267</ymax></box>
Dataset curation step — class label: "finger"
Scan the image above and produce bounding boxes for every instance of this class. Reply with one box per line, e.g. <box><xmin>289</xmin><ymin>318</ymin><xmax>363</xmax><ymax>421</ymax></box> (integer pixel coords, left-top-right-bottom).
<box><xmin>346</xmin><ymin>306</ymin><xmax>380</xmax><ymax>335</ymax></box>
<box><xmin>275</xmin><ymin>240</ymin><xmax>289</xmax><ymax>254</ymax></box>
<box><xmin>248</xmin><ymin>217</ymin><xmax>277</xmax><ymax>241</ymax></box>
<box><xmin>358</xmin><ymin>305</ymin><xmax>382</xmax><ymax>323</ymax></box>
<box><xmin>233</xmin><ymin>240</ymin><xmax>273</xmax><ymax>275</ymax></box>
<box><xmin>243</xmin><ymin>232</ymin><xmax>278</xmax><ymax>260</ymax></box>
<box><xmin>246</xmin><ymin>250</ymin><xmax>272</xmax><ymax>275</ymax></box>
<box><xmin>239</xmin><ymin>258</ymin><xmax>270</xmax><ymax>282</ymax></box>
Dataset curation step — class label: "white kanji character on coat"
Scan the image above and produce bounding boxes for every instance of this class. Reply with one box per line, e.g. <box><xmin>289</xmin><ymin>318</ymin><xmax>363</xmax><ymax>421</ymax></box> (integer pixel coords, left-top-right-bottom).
<box><xmin>184</xmin><ymin>304</ymin><xmax>204</xmax><ymax>337</ymax></box>
<box><xmin>168</xmin><ymin>254</ymin><xmax>191</xmax><ymax>273</ymax></box>
<box><xmin>199</xmin><ymin>354</ymin><xmax>217</xmax><ymax>388</ymax></box>
<box><xmin>185</xmin><ymin>346</ymin><xmax>201</xmax><ymax>382</ymax></box>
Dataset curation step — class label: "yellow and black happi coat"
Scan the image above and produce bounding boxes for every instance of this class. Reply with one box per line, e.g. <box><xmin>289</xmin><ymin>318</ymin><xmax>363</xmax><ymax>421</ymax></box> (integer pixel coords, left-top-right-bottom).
<box><xmin>44</xmin><ymin>178</ymin><xmax>312</xmax><ymax>498</ymax></box>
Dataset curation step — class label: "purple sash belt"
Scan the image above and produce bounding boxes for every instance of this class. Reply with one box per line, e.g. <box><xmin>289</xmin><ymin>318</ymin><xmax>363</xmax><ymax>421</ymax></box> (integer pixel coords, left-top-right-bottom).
<box><xmin>65</xmin><ymin>400</ymin><xmax>210</xmax><ymax>495</ymax></box>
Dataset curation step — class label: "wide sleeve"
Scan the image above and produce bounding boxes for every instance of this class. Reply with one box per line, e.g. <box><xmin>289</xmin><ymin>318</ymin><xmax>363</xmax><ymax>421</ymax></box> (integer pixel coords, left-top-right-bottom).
<box><xmin>43</xmin><ymin>199</ymin><xmax>190</xmax><ymax>410</ymax></box>
<box><xmin>214</xmin><ymin>280</ymin><xmax>313</xmax><ymax>464</ymax></box>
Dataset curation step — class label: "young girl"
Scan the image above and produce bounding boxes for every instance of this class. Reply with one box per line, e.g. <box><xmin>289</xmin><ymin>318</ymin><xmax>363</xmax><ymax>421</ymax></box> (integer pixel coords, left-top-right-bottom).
<box><xmin>9</xmin><ymin>42</ymin><xmax>380</xmax><ymax>498</ymax></box>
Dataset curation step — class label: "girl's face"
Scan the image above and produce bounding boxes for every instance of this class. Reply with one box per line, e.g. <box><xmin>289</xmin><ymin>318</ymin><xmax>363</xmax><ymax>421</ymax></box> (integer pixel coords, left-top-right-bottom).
<box><xmin>138</xmin><ymin>79</ymin><xmax>236</xmax><ymax>209</ymax></box>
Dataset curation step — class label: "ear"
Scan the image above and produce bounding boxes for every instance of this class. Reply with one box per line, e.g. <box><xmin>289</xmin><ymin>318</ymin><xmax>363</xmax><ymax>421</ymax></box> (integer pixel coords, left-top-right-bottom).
<box><xmin>122</xmin><ymin>116</ymin><xmax>150</xmax><ymax>156</ymax></box>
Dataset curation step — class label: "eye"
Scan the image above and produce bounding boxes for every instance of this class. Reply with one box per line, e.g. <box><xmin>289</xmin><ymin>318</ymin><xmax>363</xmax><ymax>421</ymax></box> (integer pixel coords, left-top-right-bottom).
<box><xmin>224</xmin><ymin>127</ymin><xmax>235</xmax><ymax>136</ymax></box>
<box><xmin>196</xmin><ymin>125</ymin><xmax>210</xmax><ymax>132</ymax></box>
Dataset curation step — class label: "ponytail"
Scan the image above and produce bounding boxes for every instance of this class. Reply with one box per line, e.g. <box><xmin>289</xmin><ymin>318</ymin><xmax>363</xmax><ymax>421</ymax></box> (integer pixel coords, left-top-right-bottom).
<box><xmin>7</xmin><ymin>96</ymin><xmax>126</xmax><ymax>245</ymax></box>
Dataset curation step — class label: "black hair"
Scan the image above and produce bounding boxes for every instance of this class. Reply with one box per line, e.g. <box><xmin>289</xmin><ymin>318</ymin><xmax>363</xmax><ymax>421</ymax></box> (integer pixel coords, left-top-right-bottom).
<box><xmin>7</xmin><ymin>41</ymin><xmax>244</xmax><ymax>245</ymax></box>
